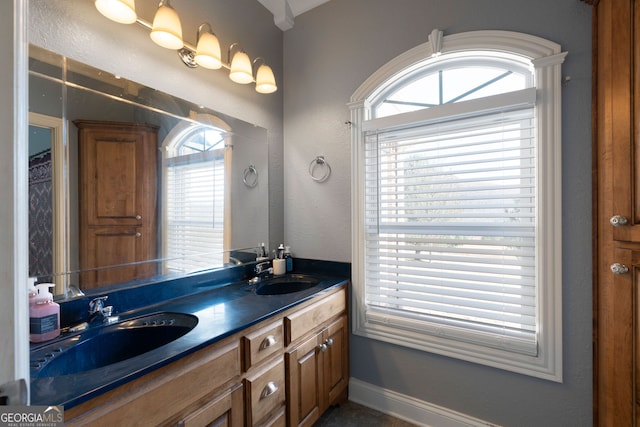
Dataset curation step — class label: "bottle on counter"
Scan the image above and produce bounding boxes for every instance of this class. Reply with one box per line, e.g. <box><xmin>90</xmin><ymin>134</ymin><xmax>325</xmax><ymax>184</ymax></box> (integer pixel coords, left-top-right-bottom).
<box><xmin>30</xmin><ymin>283</ymin><xmax>60</xmax><ymax>343</ymax></box>
<box><xmin>284</xmin><ymin>246</ymin><xmax>293</xmax><ymax>272</ymax></box>
<box><xmin>28</xmin><ymin>277</ymin><xmax>37</xmax><ymax>309</ymax></box>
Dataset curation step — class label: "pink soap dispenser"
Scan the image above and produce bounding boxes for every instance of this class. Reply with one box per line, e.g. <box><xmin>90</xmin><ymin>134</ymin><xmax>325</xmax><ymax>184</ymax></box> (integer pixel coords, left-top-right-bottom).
<box><xmin>29</xmin><ymin>283</ymin><xmax>60</xmax><ymax>343</ymax></box>
<box><xmin>28</xmin><ymin>277</ymin><xmax>37</xmax><ymax>309</ymax></box>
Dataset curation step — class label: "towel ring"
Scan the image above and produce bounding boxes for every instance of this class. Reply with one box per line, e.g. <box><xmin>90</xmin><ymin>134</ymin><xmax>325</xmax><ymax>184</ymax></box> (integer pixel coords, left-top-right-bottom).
<box><xmin>309</xmin><ymin>156</ymin><xmax>331</xmax><ymax>183</ymax></box>
<box><xmin>243</xmin><ymin>165</ymin><xmax>259</xmax><ymax>188</ymax></box>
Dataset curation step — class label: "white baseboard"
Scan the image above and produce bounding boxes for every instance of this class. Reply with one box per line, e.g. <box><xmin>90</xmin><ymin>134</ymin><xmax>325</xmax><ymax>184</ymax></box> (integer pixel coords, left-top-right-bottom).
<box><xmin>348</xmin><ymin>378</ymin><xmax>500</xmax><ymax>427</ymax></box>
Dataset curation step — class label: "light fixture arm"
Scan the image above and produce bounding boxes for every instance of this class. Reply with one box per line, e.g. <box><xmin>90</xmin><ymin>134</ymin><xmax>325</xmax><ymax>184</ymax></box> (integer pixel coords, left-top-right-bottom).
<box><xmin>227</xmin><ymin>42</ymin><xmax>242</xmax><ymax>66</ymax></box>
<box><xmin>252</xmin><ymin>57</ymin><xmax>266</xmax><ymax>74</ymax></box>
<box><xmin>197</xmin><ymin>23</ymin><xmax>213</xmax><ymax>39</ymax></box>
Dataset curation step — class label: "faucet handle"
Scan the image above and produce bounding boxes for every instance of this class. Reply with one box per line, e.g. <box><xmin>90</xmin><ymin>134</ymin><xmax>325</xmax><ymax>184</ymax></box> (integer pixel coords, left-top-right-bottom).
<box><xmin>255</xmin><ymin>261</ymin><xmax>272</xmax><ymax>274</ymax></box>
<box><xmin>89</xmin><ymin>296</ymin><xmax>108</xmax><ymax>313</ymax></box>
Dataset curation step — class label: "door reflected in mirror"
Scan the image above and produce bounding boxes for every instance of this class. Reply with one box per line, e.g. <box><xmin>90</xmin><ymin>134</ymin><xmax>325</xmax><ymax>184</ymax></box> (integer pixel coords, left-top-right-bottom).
<box><xmin>28</xmin><ymin>44</ymin><xmax>270</xmax><ymax>298</ymax></box>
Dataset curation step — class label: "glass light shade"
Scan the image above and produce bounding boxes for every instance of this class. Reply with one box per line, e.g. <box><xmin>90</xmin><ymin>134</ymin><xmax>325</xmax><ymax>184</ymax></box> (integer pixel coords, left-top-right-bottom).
<box><xmin>95</xmin><ymin>0</ymin><xmax>137</xmax><ymax>24</ymax></box>
<box><xmin>229</xmin><ymin>51</ymin><xmax>253</xmax><ymax>84</ymax></box>
<box><xmin>195</xmin><ymin>32</ymin><xmax>222</xmax><ymax>69</ymax></box>
<box><xmin>150</xmin><ymin>3</ymin><xmax>183</xmax><ymax>50</ymax></box>
<box><xmin>255</xmin><ymin>64</ymin><xmax>277</xmax><ymax>94</ymax></box>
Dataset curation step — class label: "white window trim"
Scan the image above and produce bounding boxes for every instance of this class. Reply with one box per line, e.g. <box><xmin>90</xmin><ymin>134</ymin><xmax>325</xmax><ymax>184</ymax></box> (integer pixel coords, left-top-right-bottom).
<box><xmin>349</xmin><ymin>30</ymin><xmax>566</xmax><ymax>381</ymax></box>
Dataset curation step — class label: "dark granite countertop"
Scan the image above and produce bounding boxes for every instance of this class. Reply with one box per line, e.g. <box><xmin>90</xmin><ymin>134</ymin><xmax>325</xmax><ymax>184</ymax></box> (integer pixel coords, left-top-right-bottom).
<box><xmin>29</xmin><ymin>259</ymin><xmax>349</xmax><ymax>409</ymax></box>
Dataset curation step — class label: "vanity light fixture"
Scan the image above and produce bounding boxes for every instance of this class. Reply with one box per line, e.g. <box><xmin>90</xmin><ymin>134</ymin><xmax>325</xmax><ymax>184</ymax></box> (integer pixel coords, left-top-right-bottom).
<box><xmin>194</xmin><ymin>23</ymin><xmax>222</xmax><ymax>70</ymax></box>
<box><xmin>149</xmin><ymin>0</ymin><xmax>183</xmax><ymax>50</ymax></box>
<box><xmin>253</xmin><ymin>58</ymin><xmax>278</xmax><ymax>94</ymax></box>
<box><xmin>228</xmin><ymin>44</ymin><xmax>254</xmax><ymax>84</ymax></box>
<box><xmin>94</xmin><ymin>0</ymin><xmax>137</xmax><ymax>24</ymax></box>
<box><xmin>94</xmin><ymin>0</ymin><xmax>278</xmax><ymax>94</ymax></box>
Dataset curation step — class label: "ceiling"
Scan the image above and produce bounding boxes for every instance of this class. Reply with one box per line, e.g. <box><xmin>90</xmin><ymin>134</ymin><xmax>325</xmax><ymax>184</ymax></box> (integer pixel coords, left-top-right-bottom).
<box><xmin>256</xmin><ymin>0</ymin><xmax>331</xmax><ymax>30</ymax></box>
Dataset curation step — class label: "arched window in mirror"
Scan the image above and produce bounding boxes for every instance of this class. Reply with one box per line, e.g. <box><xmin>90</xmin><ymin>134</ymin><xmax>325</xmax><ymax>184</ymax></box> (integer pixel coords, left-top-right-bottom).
<box><xmin>163</xmin><ymin>116</ymin><xmax>232</xmax><ymax>274</ymax></box>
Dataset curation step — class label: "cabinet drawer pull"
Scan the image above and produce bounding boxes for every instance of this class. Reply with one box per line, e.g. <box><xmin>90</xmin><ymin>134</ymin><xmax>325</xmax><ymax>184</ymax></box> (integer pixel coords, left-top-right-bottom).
<box><xmin>260</xmin><ymin>381</ymin><xmax>278</xmax><ymax>399</ymax></box>
<box><xmin>259</xmin><ymin>335</ymin><xmax>277</xmax><ymax>350</ymax></box>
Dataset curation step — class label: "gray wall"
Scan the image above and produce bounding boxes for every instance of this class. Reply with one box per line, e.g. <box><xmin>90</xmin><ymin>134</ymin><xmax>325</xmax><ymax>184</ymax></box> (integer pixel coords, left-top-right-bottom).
<box><xmin>283</xmin><ymin>0</ymin><xmax>593</xmax><ymax>426</ymax></box>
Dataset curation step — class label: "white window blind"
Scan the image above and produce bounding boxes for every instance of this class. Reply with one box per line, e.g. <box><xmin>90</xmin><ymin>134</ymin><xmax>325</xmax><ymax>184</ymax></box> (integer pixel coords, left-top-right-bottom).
<box><xmin>165</xmin><ymin>151</ymin><xmax>225</xmax><ymax>273</ymax></box>
<box><xmin>363</xmin><ymin>105</ymin><xmax>537</xmax><ymax>356</ymax></box>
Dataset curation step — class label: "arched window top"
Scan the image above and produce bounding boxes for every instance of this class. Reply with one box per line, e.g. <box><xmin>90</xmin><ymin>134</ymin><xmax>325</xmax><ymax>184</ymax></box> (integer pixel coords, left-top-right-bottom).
<box><xmin>351</xmin><ymin>29</ymin><xmax>566</xmax><ymax>121</ymax></box>
<box><xmin>164</xmin><ymin>113</ymin><xmax>232</xmax><ymax>158</ymax></box>
<box><xmin>166</xmin><ymin>125</ymin><xmax>227</xmax><ymax>157</ymax></box>
<box><xmin>371</xmin><ymin>51</ymin><xmax>534</xmax><ymax>119</ymax></box>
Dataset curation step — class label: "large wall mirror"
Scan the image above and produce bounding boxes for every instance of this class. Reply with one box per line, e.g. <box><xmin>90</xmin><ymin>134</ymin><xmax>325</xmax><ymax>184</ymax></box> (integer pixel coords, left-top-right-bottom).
<box><xmin>29</xmin><ymin>45</ymin><xmax>269</xmax><ymax>298</ymax></box>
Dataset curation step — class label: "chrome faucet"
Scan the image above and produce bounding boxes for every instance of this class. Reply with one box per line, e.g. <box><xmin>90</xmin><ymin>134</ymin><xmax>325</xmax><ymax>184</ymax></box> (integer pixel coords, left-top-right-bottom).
<box><xmin>249</xmin><ymin>261</ymin><xmax>273</xmax><ymax>285</ymax></box>
<box><xmin>88</xmin><ymin>296</ymin><xmax>118</xmax><ymax>325</ymax></box>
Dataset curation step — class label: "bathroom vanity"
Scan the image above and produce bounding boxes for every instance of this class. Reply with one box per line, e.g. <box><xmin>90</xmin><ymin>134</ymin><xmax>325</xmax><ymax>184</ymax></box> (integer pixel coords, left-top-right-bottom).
<box><xmin>30</xmin><ymin>260</ymin><xmax>349</xmax><ymax>427</ymax></box>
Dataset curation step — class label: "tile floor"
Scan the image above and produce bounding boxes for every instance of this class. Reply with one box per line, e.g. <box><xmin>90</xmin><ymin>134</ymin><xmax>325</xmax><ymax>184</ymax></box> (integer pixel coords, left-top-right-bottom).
<box><xmin>314</xmin><ymin>400</ymin><xmax>418</xmax><ymax>426</ymax></box>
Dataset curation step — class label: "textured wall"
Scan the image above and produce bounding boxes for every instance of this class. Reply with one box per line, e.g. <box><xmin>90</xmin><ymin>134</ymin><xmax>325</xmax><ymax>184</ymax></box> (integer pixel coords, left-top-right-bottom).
<box><xmin>283</xmin><ymin>0</ymin><xmax>593</xmax><ymax>425</ymax></box>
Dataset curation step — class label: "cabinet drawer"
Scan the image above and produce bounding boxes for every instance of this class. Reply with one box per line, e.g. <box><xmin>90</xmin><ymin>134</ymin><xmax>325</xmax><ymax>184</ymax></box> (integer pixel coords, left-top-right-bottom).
<box><xmin>243</xmin><ymin>320</ymin><xmax>284</xmax><ymax>371</ymax></box>
<box><xmin>245</xmin><ymin>357</ymin><xmax>285</xmax><ymax>426</ymax></box>
<box><xmin>261</xmin><ymin>407</ymin><xmax>286</xmax><ymax>427</ymax></box>
<box><xmin>284</xmin><ymin>288</ymin><xmax>346</xmax><ymax>345</ymax></box>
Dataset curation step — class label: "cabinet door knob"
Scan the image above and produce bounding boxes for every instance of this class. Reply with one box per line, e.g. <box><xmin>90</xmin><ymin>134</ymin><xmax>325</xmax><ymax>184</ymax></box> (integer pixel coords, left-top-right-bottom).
<box><xmin>135</xmin><ymin>232</ymin><xmax>142</xmax><ymax>238</ymax></box>
<box><xmin>325</xmin><ymin>338</ymin><xmax>334</xmax><ymax>347</ymax></box>
<box><xmin>135</xmin><ymin>214</ymin><xmax>142</xmax><ymax>220</ymax></box>
<box><xmin>259</xmin><ymin>335</ymin><xmax>277</xmax><ymax>350</ymax></box>
<box><xmin>318</xmin><ymin>343</ymin><xmax>328</xmax><ymax>352</ymax></box>
<box><xmin>610</xmin><ymin>263</ymin><xmax>629</xmax><ymax>275</ymax></box>
<box><xmin>610</xmin><ymin>215</ymin><xmax>628</xmax><ymax>227</ymax></box>
<box><xmin>260</xmin><ymin>381</ymin><xmax>278</xmax><ymax>399</ymax></box>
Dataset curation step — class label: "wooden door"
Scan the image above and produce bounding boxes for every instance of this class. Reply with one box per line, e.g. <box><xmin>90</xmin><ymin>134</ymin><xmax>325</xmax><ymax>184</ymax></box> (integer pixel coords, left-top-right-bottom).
<box><xmin>594</xmin><ymin>0</ymin><xmax>640</xmax><ymax>424</ymax></box>
<box><xmin>78</xmin><ymin>226</ymin><xmax>155</xmax><ymax>288</ymax></box>
<box><xmin>76</xmin><ymin>120</ymin><xmax>158</xmax><ymax>289</ymax></box>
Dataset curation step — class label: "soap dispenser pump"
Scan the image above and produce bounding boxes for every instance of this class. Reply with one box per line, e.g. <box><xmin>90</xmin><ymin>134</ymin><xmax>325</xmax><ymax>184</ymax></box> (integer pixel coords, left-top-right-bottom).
<box><xmin>29</xmin><ymin>283</ymin><xmax>60</xmax><ymax>343</ymax></box>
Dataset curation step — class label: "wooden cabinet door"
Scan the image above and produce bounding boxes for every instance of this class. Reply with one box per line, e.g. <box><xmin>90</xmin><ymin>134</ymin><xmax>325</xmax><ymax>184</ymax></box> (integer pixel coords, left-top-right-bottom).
<box><xmin>595</xmin><ymin>0</ymin><xmax>640</xmax><ymax>424</ymax></box>
<box><xmin>285</xmin><ymin>333</ymin><xmax>323</xmax><ymax>427</ymax></box>
<box><xmin>285</xmin><ymin>314</ymin><xmax>349</xmax><ymax>427</ymax></box>
<box><xmin>323</xmin><ymin>316</ymin><xmax>349</xmax><ymax>407</ymax></box>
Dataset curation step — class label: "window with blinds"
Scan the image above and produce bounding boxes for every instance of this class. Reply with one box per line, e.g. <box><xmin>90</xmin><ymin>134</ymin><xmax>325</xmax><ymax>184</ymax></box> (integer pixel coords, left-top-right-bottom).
<box><xmin>164</xmin><ymin>125</ymin><xmax>227</xmax><ymax>273</ymax></box>
<box><xmin>363</xmin><ymin>105</ymin><xmax>537</xmax><ymax>356</ymax></box>
<box><xmin>350</xmin><ymin>31</ymin><xmax>565</xmax><ymax>380</ymax></box>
